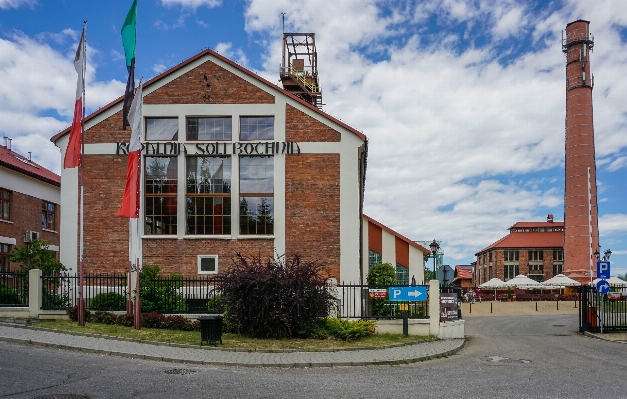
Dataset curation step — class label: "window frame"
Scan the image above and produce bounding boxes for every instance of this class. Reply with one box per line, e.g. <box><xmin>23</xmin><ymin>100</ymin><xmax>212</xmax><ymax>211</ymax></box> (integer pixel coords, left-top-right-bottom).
<box><xmin>144</xmin><ymin>156</ymin><xmax>178</xmax><ymax>235</ymax></box>
<box><xmin>368</xmin><ymin>250</ymin><xmax>382</xmax><ymax>272</ymax></box>
<box><xmin>239</xmin><ymin>155</ymin><xmax>274</xmax><ymax>235</ymax></box>
<box><xmin>239</xmin><ymin>116</ymin><xmax>275</xmax><ymax>141</ymax></box>
<box><xmin>185</xmin><ymin>156</ymin><xmax>232</xmax><ymax>235</ymax></box>
<box><xmin>186</xmin><ymin>116</ymin><xmax>232</xmax><ymax>141</ymax></box>
<box><xmin>197</xmin><ymin>255</ymin><xmax>219</xmax><ymax>275</ymax></box>
<box><xmin>42</xmin><ymin>201</ymin><xmax>56</xmax><ymax>230</ymax></box>
<box><xmin>0</xmin><ymin>188</ymin><xmax>10</xmax><ymax>220</ymax></box>
<box><xmin>145</xmin><ymin>117</ymin><xmax>179</xmax><ymax>141</ymax></box>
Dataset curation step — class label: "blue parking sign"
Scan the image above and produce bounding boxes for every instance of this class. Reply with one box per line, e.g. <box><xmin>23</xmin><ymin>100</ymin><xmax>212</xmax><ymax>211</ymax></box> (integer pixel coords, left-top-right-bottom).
<box><xmin>597</xmin><ymin>261</ymin><xmax>610</xmax><ymax>279</ymax></box>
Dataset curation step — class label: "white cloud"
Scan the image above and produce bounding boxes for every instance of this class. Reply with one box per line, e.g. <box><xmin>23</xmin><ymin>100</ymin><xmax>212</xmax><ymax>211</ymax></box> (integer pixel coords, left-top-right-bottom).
<box><xmin>599</xmin><ymin>214</ymin><xmax>627</xmax><ymax>234</ymax></box>
<box><xmin>0</xmin><ymin>0</ymin><xmax>35</xmax><ymax>9</ymax></box>
<box><xmin>0</xmin><ymin>30</ymin><xmax>124</xmax><ymax>174</ymax></box>
<box><xmin>215</xmin><ymin>42</ymin><xmax>249</xmax><ymax>66</ymax></box>
<box><xmin>153</xmin><ymin>64</ymin><xmax>168</xmax><ymax>74</ymax></box>
<box><xmin>243</xmin><ymin>0</ymin><xmax>627</xmax><ymax>261</ymax></box>
<box><xmin>160</xmin><ymin>0</ymin><xmax>221</xmax><ymax>10</ymax></box>
<box><xmin>607</xmin><ymin>156</ymin><xmax>627</xmax><ymax>172</ymax></box>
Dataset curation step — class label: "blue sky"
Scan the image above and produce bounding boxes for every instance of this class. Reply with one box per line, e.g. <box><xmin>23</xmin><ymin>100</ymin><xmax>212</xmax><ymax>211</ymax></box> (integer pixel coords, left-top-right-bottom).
<box><xmin>1</xmin><ymin>0</ymin><xmax>626</xmax><ymax>276</ymax></box>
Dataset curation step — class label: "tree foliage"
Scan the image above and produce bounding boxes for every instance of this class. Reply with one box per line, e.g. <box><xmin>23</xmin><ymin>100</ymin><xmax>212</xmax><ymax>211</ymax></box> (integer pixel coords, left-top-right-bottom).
<box><xmin>217</xmin><ymin>253</ymin><xmax>335</xmax><ymax>339</ymax></box>
<box><xmin>367</xmin><ymin>263</ymin><xmax>396</xmax><ymax>287</ymax></box>
<box><xmin>139</xmin><ymin>264</ymin><xmax>188</xmax><ymax>313</ymax></box>
<box><xmin>10</xmin><ymin>239</ymin><xmax>66</xmax><ymax>275</ymax></box>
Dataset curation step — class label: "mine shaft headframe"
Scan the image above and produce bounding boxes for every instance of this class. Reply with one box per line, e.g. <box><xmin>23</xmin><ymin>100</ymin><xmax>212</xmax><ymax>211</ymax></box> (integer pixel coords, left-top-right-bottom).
<box><xmin>280</xmin><ymin>33</ymin><xmax>323</xmax><ymax>109</ymax></box>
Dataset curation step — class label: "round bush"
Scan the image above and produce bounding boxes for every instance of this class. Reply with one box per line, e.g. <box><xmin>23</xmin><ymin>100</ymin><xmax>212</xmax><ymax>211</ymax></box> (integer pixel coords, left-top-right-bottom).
<box><xmin>90</xmin><ymin>292</ymin><xmax>126</xmax><ymax>310</ymax></box>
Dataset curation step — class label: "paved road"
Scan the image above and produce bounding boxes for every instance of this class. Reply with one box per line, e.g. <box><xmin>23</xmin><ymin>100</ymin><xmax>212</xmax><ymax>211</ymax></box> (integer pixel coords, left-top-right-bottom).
<box><xmin>1</xmin><ymin>314</ymin><xmax>625</xmax><ymax>398</ymax></box>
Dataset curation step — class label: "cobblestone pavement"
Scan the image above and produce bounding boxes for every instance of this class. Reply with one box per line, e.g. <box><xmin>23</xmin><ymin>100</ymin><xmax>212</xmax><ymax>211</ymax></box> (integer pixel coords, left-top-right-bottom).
<box><xmin>0</xmin><ymin>322</ymin><xmax>465</xmax><ymax>367</ymax></box>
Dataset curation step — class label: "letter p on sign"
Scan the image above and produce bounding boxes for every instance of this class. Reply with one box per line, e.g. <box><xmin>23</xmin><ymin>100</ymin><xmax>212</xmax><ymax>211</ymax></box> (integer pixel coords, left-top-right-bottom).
<box><xmin>597</xmin><ymin>261</ymin><xmax>610</xmax><ymax>279</ymax></box>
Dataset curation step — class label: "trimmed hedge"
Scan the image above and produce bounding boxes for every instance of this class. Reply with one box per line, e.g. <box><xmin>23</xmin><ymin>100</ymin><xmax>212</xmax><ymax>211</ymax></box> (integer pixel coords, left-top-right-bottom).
<box><xmin>65</xmin><ymin>307</ymin><xmax>199</xmax><ymax>331</ymax></box>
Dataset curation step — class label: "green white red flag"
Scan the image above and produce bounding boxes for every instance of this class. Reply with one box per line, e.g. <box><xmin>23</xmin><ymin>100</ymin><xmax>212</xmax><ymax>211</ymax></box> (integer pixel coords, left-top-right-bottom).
<box><xmin>63</xmin><ymin>27</ymin><xmax>86</xmax><ymax>169</ymax></box>
<box><xmin>117</xmin><ymin>80</ymin><xmax>143</xmax><ymax>218</ymax></box>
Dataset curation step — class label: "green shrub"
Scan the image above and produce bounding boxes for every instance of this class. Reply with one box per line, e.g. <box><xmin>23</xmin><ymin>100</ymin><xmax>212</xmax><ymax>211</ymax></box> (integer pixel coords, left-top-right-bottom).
<box><xmin>92</xmin><ymin>310</ymin><xmax>117</xmax><ymax>324</ymax></box>
<box><xmin>218</xmin><ymin>253</ymin><xmax>335</xmax><ymax>339</ymax></box>
<box><xmin>66</xmin><ymin>305</ymin><xmax>92</xmax><ymax>322</ymax></box>
<box><xmin>207</xmin><ymin>294</ymin><xmax>223</xmax><ymax>313</ymax></box>
<box><xmin>90</xmin><ymin>292</ymin><xmax>127</xmax><ymax>310</ymax></box>
<box><xmin>139</xmin><ymin>264</ymin><xmax>188</xmax><ymax>313</ymax></box>
<box><xmin>310</xmin><ymin>318</ymin><xmax>376</xmax><ymax>341</ymax></box>
<box><xmin>0</xmin><ymin>282</ymin><xmax>21</xmax><ymax>305</ymax></box>
<box><xmin>116</xmin><ymin>314</ymin><xmax>134</xmax><ymax>327</ymax></box>
<box><xmin>367</xmin><ymin>263</ymin><xmax>396</xmax><ymax>316</ymax></box>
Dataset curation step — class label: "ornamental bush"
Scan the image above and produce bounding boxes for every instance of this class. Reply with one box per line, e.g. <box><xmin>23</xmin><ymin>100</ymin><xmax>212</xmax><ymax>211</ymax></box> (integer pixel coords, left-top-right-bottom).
<box><xmin>367</xmin><ymin>263</ymin><xmax>396</xmax><ymax>316</ymax></box>
<box><xmin>0</xmin><ymin>282</ymin><xmax>21</xmax><ymax>305</ymax></box>
<box><xmin>139</xmin><ymin>264</ymin><xmax>188</xmax><ymax>313</ymax></box>
<box><xmin>217</xmin><ymin>253</ymin><xmax>335</xmax><ymax>339</ymax></box>
<box><xmin>90</xmin><ymin>292</ymin><xmax>126</xmax><ymax>311</ymax></box>
<box><xmin>310</xmin><ymin>318</ymin><xmax>376</xmax><ymax>341</ymax></box>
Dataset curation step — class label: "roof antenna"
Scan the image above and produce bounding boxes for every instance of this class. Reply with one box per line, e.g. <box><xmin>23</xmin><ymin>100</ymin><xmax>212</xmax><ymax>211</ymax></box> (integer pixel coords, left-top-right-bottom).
<box><xmin>281</xmin><ymin>12</ymin><xmax>285</xmax><ymax>33</ymax></box>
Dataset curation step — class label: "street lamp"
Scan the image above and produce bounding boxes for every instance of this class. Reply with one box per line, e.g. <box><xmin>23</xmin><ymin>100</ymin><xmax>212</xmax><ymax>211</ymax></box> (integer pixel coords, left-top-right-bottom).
<box><xmin>603</xmin><ymin>249</ymin><xmax>612</xmax><ymax>261</ymax></box>
<box><xmin>429</xmin><ymin>239</ymin><xmax>440</xmax><ymax>284</ymax></box>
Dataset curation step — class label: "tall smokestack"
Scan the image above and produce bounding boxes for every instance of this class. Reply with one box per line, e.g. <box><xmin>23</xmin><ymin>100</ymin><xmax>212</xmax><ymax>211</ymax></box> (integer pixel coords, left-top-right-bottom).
<box><xmin>562</xmin><ymin>20</ymin><xmax>599</xmax><ymax>283</ymax></box>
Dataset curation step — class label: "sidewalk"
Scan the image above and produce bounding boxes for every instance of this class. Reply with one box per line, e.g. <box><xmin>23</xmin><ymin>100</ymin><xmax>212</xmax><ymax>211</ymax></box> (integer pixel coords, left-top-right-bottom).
<box><xmin>0</xmin><ymin>322</ymin><xmax>465</xmax><ymax>368</ymax></box>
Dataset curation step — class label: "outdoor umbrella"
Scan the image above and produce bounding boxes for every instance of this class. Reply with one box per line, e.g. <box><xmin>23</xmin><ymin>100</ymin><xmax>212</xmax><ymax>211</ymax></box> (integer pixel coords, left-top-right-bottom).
<box><xmin>503</xmin><ymin>274</ymin><xmax>542</xmax><ymax>288</ymax></box>
<box><xmin>479</xmin><ymin>278</ymin><xmax>506</xmax><ymax>300</ymax></box>
<box><xmin>542</xmin><ymin>274</ymin><xmax>581</xmax><ymax>287</ymax></box>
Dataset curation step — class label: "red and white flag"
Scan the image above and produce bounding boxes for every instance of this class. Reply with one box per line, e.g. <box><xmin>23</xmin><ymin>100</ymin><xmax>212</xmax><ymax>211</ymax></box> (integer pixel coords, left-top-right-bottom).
<box><xmin>117</xmin><ymin>80</ymin><xmax>143</xmax><ymax>218</ymax></box>
<box><xmin>63</xmin><ymin>28</ymin><xmax>86</xmax><ymax>169</ymax></box>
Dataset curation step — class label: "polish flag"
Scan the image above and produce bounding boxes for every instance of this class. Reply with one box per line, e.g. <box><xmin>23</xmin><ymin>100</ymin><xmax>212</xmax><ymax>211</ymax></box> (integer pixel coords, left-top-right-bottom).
<box><xmin>63</xmin><ymin>28</ymin><xmax>86</xmax><ymax>169</ymax></box>
<box><xmin>117</xmin><ymin>80</ymin><xmax>143</xmax><ymax>218</ymax></box>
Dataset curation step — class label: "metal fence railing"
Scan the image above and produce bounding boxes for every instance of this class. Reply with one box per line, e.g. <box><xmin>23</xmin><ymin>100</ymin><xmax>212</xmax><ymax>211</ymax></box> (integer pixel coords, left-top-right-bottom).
<box><xmin>580</xmin><ymin>284</ymin><xmax>627</xmax><ymax>333</ymax></box>
<box><xmin>0</xmin><ymin>272</ymin><xmax>28</xmax><ymax>307</ymax></box>
<box><xmin>335</xmin><ymin>283</ymin><xmax>430</xmax><ymax>319</ymax></box>
<box><xmin>41</xmin><ymin>273</ymin><xmax>128</xmax><ymax>310</ymax></box>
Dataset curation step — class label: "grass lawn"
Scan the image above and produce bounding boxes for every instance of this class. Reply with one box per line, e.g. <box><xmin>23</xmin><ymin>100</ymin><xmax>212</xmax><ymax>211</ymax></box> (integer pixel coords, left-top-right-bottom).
<box><xmin>39</xmin><ymin>320</ymin><xmax>432</xmax><ymax>350</ymax></box>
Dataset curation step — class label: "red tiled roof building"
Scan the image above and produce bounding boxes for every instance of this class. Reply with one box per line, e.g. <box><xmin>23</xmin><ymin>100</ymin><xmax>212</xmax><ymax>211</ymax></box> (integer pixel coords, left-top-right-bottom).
<box><xmin>0</xmin><ymin>142</ymin><xmax>61</xmax><ymax>271</ymax></box>
<box><xmin>474</xmin><ymin>215</ymin><xmax>564</xmax><ymax>284</ymax></box>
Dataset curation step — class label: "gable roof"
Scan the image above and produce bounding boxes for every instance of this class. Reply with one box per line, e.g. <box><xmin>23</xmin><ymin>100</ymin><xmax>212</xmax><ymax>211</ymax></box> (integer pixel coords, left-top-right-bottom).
<box><xmin>509</xmin><ymin>221</ymin><xmax>565</xmax><ymax>229</ymax></box>
<box><xmin>475</xmin><ymin>231</ymin><xmax>564</xmax><ymax>255</ymax></box>
<box><xmin>363</xmin><ymin>214</ymin><xmax>430</xmax><ymax>254</ymax></box>
<box><xmin>52</xmin><ymin>48</ymin><xmax>366</xmax><ymax>143</ymax></box>
<box><xmin>452</xmin><ymin>265</ymin><xmax>473</xmax><ymax>283</ymax></box>
<box><xmin>0</xmin><ymin>145</ymin><xmax>60</xmax><ymax>186</ymax></box>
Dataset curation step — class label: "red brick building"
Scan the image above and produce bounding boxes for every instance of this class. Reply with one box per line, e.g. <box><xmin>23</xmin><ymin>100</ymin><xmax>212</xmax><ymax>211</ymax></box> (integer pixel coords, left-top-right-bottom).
<box><xmin>474</xmin><ymin>215</ymin><xmax>564</xmax><ymax>284</ymax></box>
<box><xmin>0</xmin><ymin>141</ymin><xmax>61</xmax><ymax>271</ymax></box>
<box><xmin>52</xmin><ymin>48</ymin><xmax>368</xmax><ymax>282</ymax></box>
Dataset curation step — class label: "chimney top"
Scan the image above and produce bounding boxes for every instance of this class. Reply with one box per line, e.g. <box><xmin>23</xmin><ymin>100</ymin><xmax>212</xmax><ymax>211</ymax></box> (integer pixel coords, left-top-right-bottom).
<box><xmin>547</xmin><ymin>214</ymin><xmax>554</xmax><ymax>222</ymax></box>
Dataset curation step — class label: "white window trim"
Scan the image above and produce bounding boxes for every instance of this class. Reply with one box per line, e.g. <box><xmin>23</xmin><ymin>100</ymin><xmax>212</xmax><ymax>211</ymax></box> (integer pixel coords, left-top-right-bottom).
<box><xmin>197</xmin><ymin>255</ymin><xmax>218</xmax><ymax>275</ymax></box>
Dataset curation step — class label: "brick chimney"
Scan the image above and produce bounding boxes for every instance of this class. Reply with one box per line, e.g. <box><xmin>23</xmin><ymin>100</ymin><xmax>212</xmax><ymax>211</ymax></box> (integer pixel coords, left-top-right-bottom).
<box><xmin>562</xmin><ymin>20</ymin><xmax>599</xmax><ymax>283</ymax></box>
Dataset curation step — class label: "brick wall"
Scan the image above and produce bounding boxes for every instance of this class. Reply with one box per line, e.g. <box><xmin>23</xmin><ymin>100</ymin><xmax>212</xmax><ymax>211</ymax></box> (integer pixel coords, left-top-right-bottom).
<box><xmin>144</xmin><ymin>60</ymin><xmax>275</xmax><ymax>105</ymax></box>
<box><xmin>143</xmin><ymin>239</ymin><xmax>274</xmax><ymax>276</ymax></box>
<box><xmin>285</xmin><ymin>154</ymin><xmax>341</xmax><ymax>280</ymax></box>
<box><xmin>0</xmin><ymin>189</ymin><xmax>60</xmax><ymax>271</ymax></box>
<box><xmin>285</xmin><ymin>104</ymin><xmax>341</xmax><ymax>142</ymax></box>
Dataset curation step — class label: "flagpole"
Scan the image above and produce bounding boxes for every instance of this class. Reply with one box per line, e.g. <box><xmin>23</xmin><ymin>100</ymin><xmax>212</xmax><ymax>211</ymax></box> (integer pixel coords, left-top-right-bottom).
<box><xmin>77</xmin><ymin>21</ymin><xmax>87</xmax><ymax>327</ymax></box>
<box><xmin>134</xmin><ymin>78</ymin><xmax>143</xmax><ymax>330</ymax></box>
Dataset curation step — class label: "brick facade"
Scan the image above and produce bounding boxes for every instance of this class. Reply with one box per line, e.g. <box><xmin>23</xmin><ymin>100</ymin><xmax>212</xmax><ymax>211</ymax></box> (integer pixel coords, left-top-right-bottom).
<box><xmin>285</xmin><ymin>154</ymin><xmax>341</xmax><ymax>279</ymax></box>
<box><xmin>285</xmin><ymin>104</ymin><xmax>341</xmax><ymax>142</ymax></box>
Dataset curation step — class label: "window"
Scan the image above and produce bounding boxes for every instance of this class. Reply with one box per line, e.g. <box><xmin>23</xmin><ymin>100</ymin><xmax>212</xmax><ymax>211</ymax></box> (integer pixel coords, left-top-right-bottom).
<box><xmin>187</xmin><ymin>117</ymin><xmax>232</xmax><ymax>141</ymax></box>
<box><xmin>504</xmin><ymin>251</ymin><xmax>519</xmax><ymax>262</ymax></box>
<box><xmin>1</xmin><ymin>244</ymin><xmax>11</xmax><ymax>272</ymax></box>
<box><xmin>146</xmin><ymin>118</ymin><xmax>178</xmax><ymax>141</ymax></box>
<box><xmin>197</xmin><ymin>255</ymin><xmax>218</xmax><ymax>274</ymax></box>
<box><xmin>186</xmin><ymin>156</ymin><xmax>231</xmax><ymax>235</ymax></box>
<box><xmin>0</xmin><ymin>188</ymin><xmax>10</xmax><ymax>220</ymax></box>
<box><xmin>553</xmin><ymin>264</ymin><xmax>564</xmax><ymax>276</ymax></box>
<box><xmin>42</xmin><ymin>201</ymin><xmax>56</xmax><ymax>230</ymax></box>
<box><xmin>145</xmin><ymin>157</ymin><xmax>178</xmax><ymax>235</ymax></box>
<box><xmin>553</xmin><ymin>250</ymin><xmax>564</xmax><ymax>261</ymax></box>
<box><xmin>504</xmin><ymin>265</ymin><xmax>519</xmax><ymax>281</ymax></box>
<box><xmin>240</xmin><ymin>117</ymin><xmax>274</xmax><ymax>140</ymax></box>
<box><xmin>553</xmin><ymin>250</ymin><xmax>564</xmax><ymax>276</ymax></box>
<box><xmin>368</xmin><ymin>250</ymin><xmax>382</xmax><ymax>271</ymax></box>
<box><xmin>528</xmin><ymin>251</ymin><xmax>543</xmax><ymax>261</ymax></box>
<box><xmin>396</xmin><ymin>263</ymin><xmax>409</xmax><ymax>285</ymax></box>
<box><xmin>239</xmin><ymin>156</ymin><xmax>273</xmax><ymax>235</ymax></box>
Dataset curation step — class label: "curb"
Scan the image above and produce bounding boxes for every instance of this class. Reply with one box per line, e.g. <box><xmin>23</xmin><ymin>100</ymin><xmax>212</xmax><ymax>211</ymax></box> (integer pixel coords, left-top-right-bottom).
<box><xmin>0</xmin><ymin>322</ymin><xmax>467</xmax><ymax>368</ymax></box>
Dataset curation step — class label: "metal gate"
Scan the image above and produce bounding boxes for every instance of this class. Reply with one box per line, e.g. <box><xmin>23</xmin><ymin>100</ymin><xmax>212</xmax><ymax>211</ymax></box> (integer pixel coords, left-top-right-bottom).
<box><xmin>579</xmin><ymin>284</ymin><xmax>627</xmax><ymax>333</ymax></box>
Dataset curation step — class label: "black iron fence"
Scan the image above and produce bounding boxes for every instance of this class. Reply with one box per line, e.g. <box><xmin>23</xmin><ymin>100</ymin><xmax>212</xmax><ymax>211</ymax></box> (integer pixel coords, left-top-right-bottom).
<box><xmin>0</xmin><ymin>272</ymin><xmax>28</xmax><ymax>306</ymax></box>
<box><xmin>579</xmin><ymin>284</ymin><xmax>627</xmax><ymax>333</ymax></box>
<box><xmin>335</xmin><ymin>283</ymin><xmax>430</xmax><ymax>319</ymax></box>
<box><xmin>41</xmin><ymin>273</ymin><xmax>128</xmax><ymax>310</ymax></box>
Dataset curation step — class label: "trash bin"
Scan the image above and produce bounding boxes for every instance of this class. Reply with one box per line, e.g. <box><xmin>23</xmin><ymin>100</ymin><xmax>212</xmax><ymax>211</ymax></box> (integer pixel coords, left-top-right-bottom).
<box><xmin>198</xmin><ymin>315</ymin><xmax>223</xmax><ymax>346</ymax></box>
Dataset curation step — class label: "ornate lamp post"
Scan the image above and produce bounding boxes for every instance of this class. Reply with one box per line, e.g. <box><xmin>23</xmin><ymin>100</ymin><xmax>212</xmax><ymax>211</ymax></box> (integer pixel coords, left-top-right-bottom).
<box><xmin>603</xmin><ymin>249</ymin><xmax>612</xmax><ymax>261</ymax></box>
<box><xmin>429</xmin><ymin>239</ymin><xmax>440</xmax><ymax>284</ymax></box>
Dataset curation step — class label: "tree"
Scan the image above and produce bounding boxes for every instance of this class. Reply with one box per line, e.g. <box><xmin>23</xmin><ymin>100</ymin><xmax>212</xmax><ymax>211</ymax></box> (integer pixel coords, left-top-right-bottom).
<box><xmin>366</xmin><ymin>263</ymin><xmax>396</xmax><ymax>316</ymax></box>
<box><xmin>10</xmin><ymin>239</ymin><xmax>66</xmax><ymax>275</ymax></box>
<box><xmin>617</xmin><ymin>274</ymin><xmax>627</xmax><ymax>281</ymax></box>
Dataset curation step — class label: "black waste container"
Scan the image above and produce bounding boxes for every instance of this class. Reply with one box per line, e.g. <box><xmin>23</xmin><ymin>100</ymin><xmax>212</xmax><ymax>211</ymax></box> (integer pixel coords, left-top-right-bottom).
<box><xmin>198</xmin><ymin>315</ymin><xmax>223</xmax><ymax>346</ymax></box>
